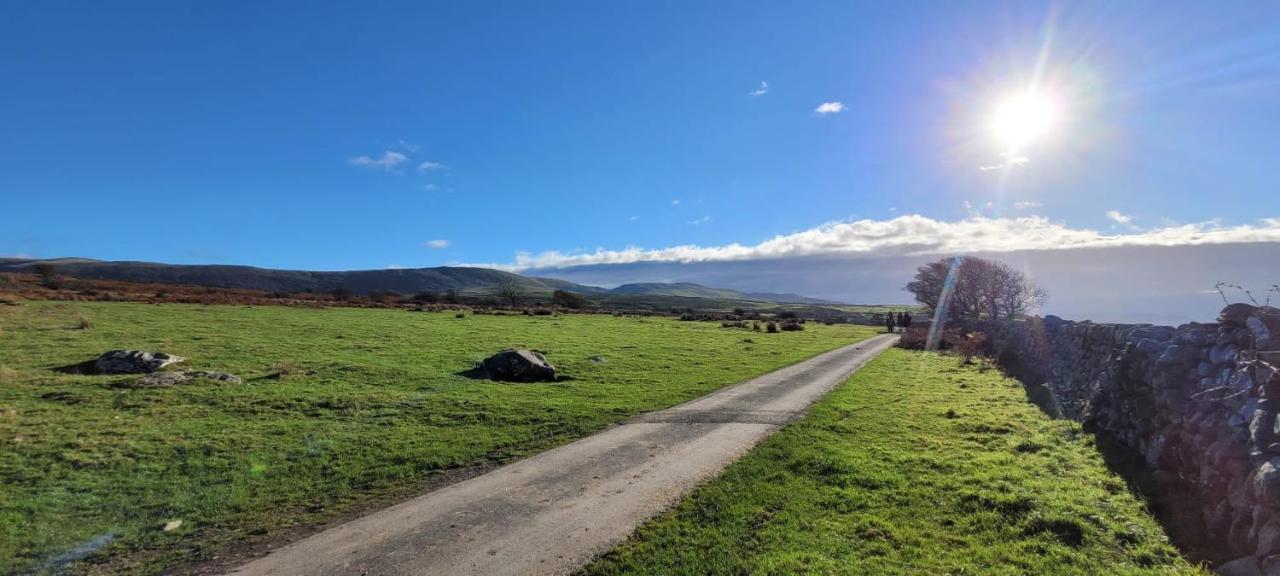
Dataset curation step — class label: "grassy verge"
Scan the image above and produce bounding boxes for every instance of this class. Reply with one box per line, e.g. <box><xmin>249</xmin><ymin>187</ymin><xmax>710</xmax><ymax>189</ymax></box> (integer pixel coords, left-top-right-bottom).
<box><xmin>0</xmin><ymin>301</ymin><xmax>876</xmax><ymax>574</ymax></box>
<box><xmin>584</xmin><ymin>348</ymin><xmax>1205</xmax><ymax>575</ymax></box>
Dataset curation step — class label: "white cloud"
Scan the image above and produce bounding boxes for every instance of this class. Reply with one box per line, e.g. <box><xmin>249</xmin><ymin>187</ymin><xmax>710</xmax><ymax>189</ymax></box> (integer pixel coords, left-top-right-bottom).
<box><xmin>629</xmin><ymin>216</ymin><xmax>639</xmax><ymax>222</ymax></box>
<box><xmin>417</xmin><ymin>161</ymin><xmax>445</xmax><ymax>172</ymax></box>
<box><xmin>688</xmin><ymin>216</ymin><xmax>712</xmax><ymax>225</ymax></box>
<box><xmin>750</xmin><ymin>81</ymin><xmax>769</xmax><ymax>97</ymax></box>
<box><xmin>671</xmin><ymin>199</ymin><xmax>681</xmax><ymax>206</ymax></box>
<box><xmin>423</xmin><ymin>239</ymin><xmax>451</xmax><ymax>249</ymax></box>
<box><xmin>1014</xmin><ymin>201</ymin><xmax>1042</xmax><ymax>210</ymax></box>
<box><xmin>1107</xmin><ymin>210</ymin><xmax>1134</xmax><ymax>225</ymax></box>
<box><xmin>349</xmin><ymin>150</ymin><xmax>408</xmax><ymax>171</ymax></box>
<box><xmin>814</xmin><ymin>102</ymin><xmax>845</xmax><ymax>115</ymax></box>
<box><xmin>491</xmin><ymin>215</ymin><xmax>1280</xmax><ymax>270</ymax></box>
<box><xmin>980</xmin><ymin>151</ymin><xmax>1030</xmax><ymax>171</ymax></box>
<box><xmin>387</xmin><ymin>264</ymin><xmax>407</xmax><ymax>270</ymax></box>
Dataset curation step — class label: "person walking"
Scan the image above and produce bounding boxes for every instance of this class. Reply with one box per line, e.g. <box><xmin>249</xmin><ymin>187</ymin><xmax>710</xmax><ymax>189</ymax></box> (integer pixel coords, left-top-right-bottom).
<box><xmin>885</xmin><ymin>312</ymin><xmax>896</xmax><ymax>334</ymax></box>
<box><xmin>902</xmin><ymin>312</ymin><xmax>913</xmax><ymax>331</ymax></box>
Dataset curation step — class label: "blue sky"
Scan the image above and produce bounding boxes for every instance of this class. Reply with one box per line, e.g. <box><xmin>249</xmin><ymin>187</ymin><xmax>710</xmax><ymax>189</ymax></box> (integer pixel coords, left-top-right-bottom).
<box><xmin>2</xmin><ymin>0</ymin><xmax>1278</xmax><ymax>272</ymax></box>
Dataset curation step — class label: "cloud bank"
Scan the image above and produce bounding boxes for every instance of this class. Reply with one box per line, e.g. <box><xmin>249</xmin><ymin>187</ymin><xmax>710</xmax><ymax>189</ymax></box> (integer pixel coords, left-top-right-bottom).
<box><xmin>504</xmin><ymin>215</ymin><xmax>1280</xmax><ymax>270</ymax></box>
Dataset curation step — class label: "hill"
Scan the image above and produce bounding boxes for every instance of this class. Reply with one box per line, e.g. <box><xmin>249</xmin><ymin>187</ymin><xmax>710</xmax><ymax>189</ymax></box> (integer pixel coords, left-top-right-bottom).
<box><xmin>0</xmin><ymin>258</ymin><xmax>839</xmax><ymax>305</ymax></box>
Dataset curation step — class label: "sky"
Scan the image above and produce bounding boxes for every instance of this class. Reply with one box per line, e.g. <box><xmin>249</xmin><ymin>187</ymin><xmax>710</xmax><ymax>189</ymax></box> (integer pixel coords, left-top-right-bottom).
<box><xmin>2</xmin><ymin>1</ymin><xmax>1279</xmax><ymax>318</ymax></box>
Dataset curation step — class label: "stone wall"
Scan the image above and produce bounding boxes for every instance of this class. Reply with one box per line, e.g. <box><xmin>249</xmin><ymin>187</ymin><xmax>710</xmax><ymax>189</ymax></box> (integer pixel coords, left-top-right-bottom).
<box><xmin>962</xmin><ymin>304</ymin><xmax>1280</xmax><ymax>569</ymax></box>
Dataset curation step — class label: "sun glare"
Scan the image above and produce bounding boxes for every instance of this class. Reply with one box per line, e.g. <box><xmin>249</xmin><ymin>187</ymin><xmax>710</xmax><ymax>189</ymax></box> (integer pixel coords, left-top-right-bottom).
<box><xmin>989</xmin><ymin>92</ymin><xmax>1060</xmax><ymax>152</ymax></box>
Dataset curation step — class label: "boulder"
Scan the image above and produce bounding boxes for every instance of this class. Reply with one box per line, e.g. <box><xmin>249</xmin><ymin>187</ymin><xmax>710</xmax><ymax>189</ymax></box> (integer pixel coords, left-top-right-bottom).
<box><xmin>94</xmin><ymin>350</ymin><xmax>185</xmax><ymax>374</ymax></box>
<box><xmin>481</xmin><ymin>349</ymin><xmax>557</xmax><ymax>382</ymax></box>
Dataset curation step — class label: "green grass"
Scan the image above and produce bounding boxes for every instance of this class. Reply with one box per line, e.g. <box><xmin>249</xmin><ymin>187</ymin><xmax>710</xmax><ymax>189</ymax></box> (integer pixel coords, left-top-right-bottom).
<box><xmin>584</xmin><ymin>349</ymin><xmax>1205</xmax><ymax>576</ymax></box>
<box><xmin>0</xmin><ymin>301</ymin><xmax>877</xmax><ymax>575</ymax></box>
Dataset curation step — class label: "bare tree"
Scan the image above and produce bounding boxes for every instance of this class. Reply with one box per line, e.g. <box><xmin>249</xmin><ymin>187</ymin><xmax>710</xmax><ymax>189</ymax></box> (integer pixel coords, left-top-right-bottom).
<box><xmin>905</xmin><ymin>256</ymin><xmax>1045</xmax><ymax>321</ymax></box>
<box><xmin>495</xmin><ymin>278</ymin><xmax>522</xmax><ymax>308</ymax></box>
<box><xmin>33</xmin><ymin>262</ymin><xmax>61</xmax><ymax>289</ymax></box>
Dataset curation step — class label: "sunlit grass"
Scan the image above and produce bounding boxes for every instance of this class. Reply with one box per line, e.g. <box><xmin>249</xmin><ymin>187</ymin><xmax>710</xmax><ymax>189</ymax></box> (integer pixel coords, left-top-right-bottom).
<box><xmin>585</xmin><ymin>349</ymin><xmax>1205</xmax><ymax>575</ymax></box>
<box><xmin>0</xmin><ymin>301</ymin><xmax>877</xmax><ymax>574</ymax></box>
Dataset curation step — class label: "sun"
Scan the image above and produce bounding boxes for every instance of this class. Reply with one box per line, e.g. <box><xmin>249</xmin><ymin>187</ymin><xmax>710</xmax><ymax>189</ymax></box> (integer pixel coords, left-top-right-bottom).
<box><xmin>989</xmin><ymin>91</ymin><xmax>1060</xmax><ymax>152</ymax></box>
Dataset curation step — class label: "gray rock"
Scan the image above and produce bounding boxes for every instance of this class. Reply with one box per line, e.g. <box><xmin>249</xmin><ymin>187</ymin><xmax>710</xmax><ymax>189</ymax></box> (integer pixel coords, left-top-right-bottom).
<box><xmin>1257</xmin><ymin>458</ymin><xmax>1280</xmax><ymax>509</ymax></box>
<box><xmin>1220</xmin><ymin>555</ymin><xmax>1264</xmax><ymax>576</ymax></box>
<box><xmin>1258</xmin><ymin>554</ymin><xmax>1280</xmax><ymax>576</ymax></box>
<box><xmin>94</xmin><ymin>350</ymin><xmax>185</xmax><ymax>374</ymax></box>
<box><xmin>1259</xmin><ymin>521</ymin><xmax>1280</xmax><ymax>558</ymax></box>
<box><xmin>1251</xmin><ymin>314</ymin><xmax>1280</xmax><ymax>351</ymax></box>
<box><xmin>481</xmin><ymin>349</ymin><xmax>558</xmax><ymax>382</ymax></box>
<box><xmin>1214</xmin><ymin>344</ymin><xmax>1243</xmax><ymax>365</ymax></box>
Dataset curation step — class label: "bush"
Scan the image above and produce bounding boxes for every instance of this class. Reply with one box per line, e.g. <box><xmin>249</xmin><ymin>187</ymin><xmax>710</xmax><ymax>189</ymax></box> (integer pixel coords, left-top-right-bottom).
<box><xmin>330</xmin><ymin>287</ymin><xmax>353</xmax><ymax>301</ymax></box>
<box><xmin>780</xmin><ymin>321</ymin><xmax>804</xmax><ymax>331</ymax></box>
<box><xmin>766</xmin><ymin>321</ymin><xmax>779</xmax><ymax>333</ymax></box>
<box><xmin>34</xmin><ymin>263</ymin><xmax>62</xmax><ymax>289</ymax></box>
<box><xmin>76</xmin><ymin>315</ymin><xmax>93</xmax><ymax>330</ymax></box>
<box><xmin>412</xmin><ymin>291</ymin><xmax>439</xmax><ymax>303</ymax></box>
<box><xmin>551</xmin><ymin>290</ymin><xmax>587</xmax><ymax>309</ymax></box>
<box><xmin>777</xmin><ymin>311</ymin><xmax>797</xmax><ymax>320</ymax></box>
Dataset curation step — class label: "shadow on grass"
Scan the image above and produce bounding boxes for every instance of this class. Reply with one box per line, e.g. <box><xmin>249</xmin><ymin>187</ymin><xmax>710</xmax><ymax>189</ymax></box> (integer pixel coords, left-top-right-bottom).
<box><xmin>1090</xmin><ymin>430</ymin><xmax>1227</xmax><ymax>565</ymax></box>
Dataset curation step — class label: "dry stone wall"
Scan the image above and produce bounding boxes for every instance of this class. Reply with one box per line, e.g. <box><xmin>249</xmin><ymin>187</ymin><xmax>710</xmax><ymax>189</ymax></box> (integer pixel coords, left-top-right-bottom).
<box><xmin>964</xmin><ymin>304</ymin><xmax>1280</xmax><ymax>568</ymax></box>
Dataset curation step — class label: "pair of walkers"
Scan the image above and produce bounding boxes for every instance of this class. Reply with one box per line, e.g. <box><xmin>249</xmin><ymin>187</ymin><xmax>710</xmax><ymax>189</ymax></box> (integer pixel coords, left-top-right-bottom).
<box><xmin>885</xmin><ymin>311</ymin><xmax>913</xmax><ymax>333</ymax></box>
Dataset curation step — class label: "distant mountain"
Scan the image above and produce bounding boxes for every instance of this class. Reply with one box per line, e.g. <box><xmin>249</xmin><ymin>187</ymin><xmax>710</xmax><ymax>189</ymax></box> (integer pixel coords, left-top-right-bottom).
<box><xmin>608</xmin><ymin>282</ymin><xmax>841</xmax><ymax>304</ymax></box>
<box><xmin>0</xmin><ymin>258</ymin><xmax>839</xmax><ymax>305</ymax></box>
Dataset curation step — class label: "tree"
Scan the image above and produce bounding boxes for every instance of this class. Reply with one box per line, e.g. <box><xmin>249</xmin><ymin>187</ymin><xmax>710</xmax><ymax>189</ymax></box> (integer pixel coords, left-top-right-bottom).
<box><xmin>495</xmin><ymin>278</ymin><xmax>522</xmax><ymax>308</ymax></box>
<box><xmin>33</xmin><ymin>262</ymin><xmax>61</xmax><ymax>289</ymax></box>
<box><xmin>904</xmin><ymin>256</ymin><xmax>1045</xmax><ymax>321</ymax></box>
<box><xmin>330</xmin><ymin>287</ymin><xmax>353</xmax><ymax>301</ymax></box>
<box><xmin>551</xmin><ymin>289</ymin><xmax>587</xmax><ymax>309</ymax></box>
<box><xmin>412</xmin><ymin>291</ymin><xmax>439</xmax><ymax>303</ymax></box>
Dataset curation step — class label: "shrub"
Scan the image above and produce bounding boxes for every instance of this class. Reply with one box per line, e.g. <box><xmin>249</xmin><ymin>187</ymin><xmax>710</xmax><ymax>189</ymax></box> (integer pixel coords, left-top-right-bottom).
<box><xmin>33</xmin><ymin>263</ymin><xmax>62</xmax><ymax>289</ymax></box>
<box><xmin>330</xmin><ymin>287</ymin><xmax>353</xmax><ymax>301</ymax></box>
<box><xmin>551</xmin><ymin>290</ymin><xmax>588</xmax><ymax>309</ymax></box>
<box><xmin>752</xmin><ymin>322</ymin><xmax>761</xmax><ymax>332</ymax></box>
<box><xmin>766</xmin><ymin>321</ymin><xmax>779</xmax><ymax>333</ymax></box>
<box><xmin>777</xmin><ymin>311</ymin><xmax>797</xmax><ymax>320</ymax></box>
<box><xmin>76</xmin><ymin>315</ymin><xmax>93</xmax><ymax>330</ymax></box>
<box><xmin>412</xmin><ymin>291</ymin><xmax>439</xmax><ymax>303</ymax></box>
<box><xmin>780</xmin><ymin>321</ymin><xmax>804</xmax><ymax>331</ymax></box>
<box><xmin>897</xmin><ymin>327</ymin><xmax>929</xmax><ymax>349</ymax></box>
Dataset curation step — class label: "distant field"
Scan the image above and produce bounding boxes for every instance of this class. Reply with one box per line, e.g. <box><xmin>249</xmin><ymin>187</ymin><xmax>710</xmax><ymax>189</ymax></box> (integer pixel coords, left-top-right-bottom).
<box><xmin>585</xmin><ymin>349</ymin><xmax>1203</xmax><ymax>575</ymax></box>
<box><xmin>0</xmin><ymin>301</ymin><xmax>876</xmax><ymax>575</ymax></box>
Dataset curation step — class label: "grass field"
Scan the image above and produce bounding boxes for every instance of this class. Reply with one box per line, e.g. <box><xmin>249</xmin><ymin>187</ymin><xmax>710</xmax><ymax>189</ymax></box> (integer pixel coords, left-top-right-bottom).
<box><xmin>584</xmin><ymin>348</ymin><xmax>1204</xmax><ymax>575</ymax></box>
<box><xmin>0</xmin><ymin>301</ymin><xmax>877</xmax><ymax>575</ymax></box>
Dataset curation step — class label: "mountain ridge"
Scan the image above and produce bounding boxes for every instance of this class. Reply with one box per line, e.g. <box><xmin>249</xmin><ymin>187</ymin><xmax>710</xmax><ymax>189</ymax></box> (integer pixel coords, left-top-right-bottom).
<box><xmin>0</xmin><ymin>258</ymin><xmax>842</xmax><ymax>305</ymax></box>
